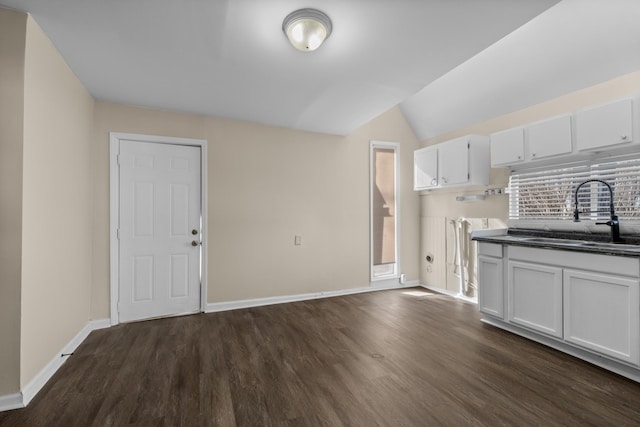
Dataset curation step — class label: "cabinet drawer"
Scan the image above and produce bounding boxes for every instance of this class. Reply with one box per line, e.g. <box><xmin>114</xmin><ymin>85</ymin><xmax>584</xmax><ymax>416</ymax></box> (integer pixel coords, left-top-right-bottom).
<box><xmin>509</xmin><ymin>246</ymin><xmax>640</xmax><ymax>277</ymax></box>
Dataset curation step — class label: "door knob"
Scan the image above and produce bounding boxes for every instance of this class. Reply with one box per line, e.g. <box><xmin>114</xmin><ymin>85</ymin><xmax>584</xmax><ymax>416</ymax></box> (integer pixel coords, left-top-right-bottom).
<box><xmin>192</xmin><ymin>229</ymin><xmax>198</xmax><ymax>235</ymax></box>
<box><xmin>191</xmin><ymin>240</ymin><xmax>198</xmax><ymax>246</ymax></box>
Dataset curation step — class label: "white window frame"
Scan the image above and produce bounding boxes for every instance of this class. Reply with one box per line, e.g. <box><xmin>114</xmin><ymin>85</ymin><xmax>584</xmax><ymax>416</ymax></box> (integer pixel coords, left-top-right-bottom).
<box><xmin>370</xmin><ymin>140</ymin><xmax>400</xmax><ymax>282</ymax></box>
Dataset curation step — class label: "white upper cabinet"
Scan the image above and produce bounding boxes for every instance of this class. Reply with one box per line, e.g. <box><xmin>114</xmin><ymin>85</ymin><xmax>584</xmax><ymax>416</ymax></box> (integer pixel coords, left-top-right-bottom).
<box><xmin>438</xmin><ymin>137</ymin><xmax>470</xmax><ymax>186</ymax></box>
<box><xmin>527</xmin><ymin>115</ymin><xmax>573</xmax><ymax>160</ymax></box>
<box><xmin>490</xmin><ymin>96</ymin><xmax>639</xmax><ymax>170</ymax></box>
<box><xmin>414</xmin><ymin>146</ymin><xmax>438</xmax><ymax>190</ymax></box>
<box><xmin>491</xmin><ymin>116</ymin><xmax>573</xmax><ymax>168</ymax></box>
<box><xmin>490</xmin><ymin>128</ymin><xmax>524</xmax><ymax>167</ymax></box>
<box><xmin>576</xmin><ymin>98</ymin><xmax>634</xmax><ymax>151</ymax></box>
<box><xmin>414</xmin><ymin>135</ymin><xmax>490</xmax><ymax>191</ymax></box>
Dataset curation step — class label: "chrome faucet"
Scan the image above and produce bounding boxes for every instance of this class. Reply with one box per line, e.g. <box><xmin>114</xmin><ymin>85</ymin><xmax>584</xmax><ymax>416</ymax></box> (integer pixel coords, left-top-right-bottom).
<box><xmin>573</xmin><ymin>179</ymin><xmax>624</xmax><ymax>243</ymax></box>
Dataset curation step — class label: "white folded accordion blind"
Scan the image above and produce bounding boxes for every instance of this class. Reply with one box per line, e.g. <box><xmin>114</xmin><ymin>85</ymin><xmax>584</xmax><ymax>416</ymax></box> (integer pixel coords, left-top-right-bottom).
<box><xmin>508</xmin><ymin>158</ymin><xmax>640</xmax><ymax>220</ymax></box>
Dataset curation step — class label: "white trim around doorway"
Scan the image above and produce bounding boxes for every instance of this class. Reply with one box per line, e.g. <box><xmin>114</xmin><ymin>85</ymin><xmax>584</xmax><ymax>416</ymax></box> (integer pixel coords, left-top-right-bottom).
<box><xmin>109</xmin><ymin>132</ymin><xmax>208</xmax><ymax>325</ymax></box>
<box><xmin>369</xmin><ymin>140</ymin><xmax>401</xmax><ymax>283</ymax></box>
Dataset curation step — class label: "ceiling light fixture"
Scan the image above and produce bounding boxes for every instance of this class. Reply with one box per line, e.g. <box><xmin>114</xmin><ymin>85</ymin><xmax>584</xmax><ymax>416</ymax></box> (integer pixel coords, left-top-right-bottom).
<box><xmin>282</xmin><ymin>8</ymin><xmax>332</xmax><ymax>52</ymax></box>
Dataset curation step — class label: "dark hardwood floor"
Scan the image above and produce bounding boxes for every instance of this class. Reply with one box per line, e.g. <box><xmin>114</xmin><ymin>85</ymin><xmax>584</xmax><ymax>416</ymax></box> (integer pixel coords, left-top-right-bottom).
<box><xmin>2</xmin><ymin>288</ymin><xmax>640</xmax><ymax>426</ymax></box>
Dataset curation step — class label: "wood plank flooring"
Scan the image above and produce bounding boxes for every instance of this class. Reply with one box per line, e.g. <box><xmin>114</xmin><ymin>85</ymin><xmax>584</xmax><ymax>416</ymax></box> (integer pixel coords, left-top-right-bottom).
<box><xmin>2</xmin><ymin>288</ymin><xmax>640</xmax><ymax>426</ymax></box>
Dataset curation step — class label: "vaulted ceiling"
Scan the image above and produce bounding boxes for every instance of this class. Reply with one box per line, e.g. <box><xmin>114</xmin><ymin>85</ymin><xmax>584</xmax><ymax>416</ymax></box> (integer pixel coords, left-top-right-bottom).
<box><xmin>2</xmin><ymin>1</ymin><xmax>639</xmax><ymax>139</ymax></box>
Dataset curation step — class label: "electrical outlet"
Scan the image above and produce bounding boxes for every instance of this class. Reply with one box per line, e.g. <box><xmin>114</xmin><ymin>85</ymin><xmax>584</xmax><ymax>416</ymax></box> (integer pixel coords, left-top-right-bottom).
<box><xmin>294</xmin><ymin>235</ymin><xmax>302</xmax><ymax>245</ymax></box>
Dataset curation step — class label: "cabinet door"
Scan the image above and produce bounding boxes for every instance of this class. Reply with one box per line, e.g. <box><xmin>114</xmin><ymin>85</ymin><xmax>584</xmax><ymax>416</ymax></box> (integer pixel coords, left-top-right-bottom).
<box><xmin>414</xmin><ymin>147</ymin><xmax>438</xmax><ymax>190</ymax></box>
<box><xmin>575</xmin><ymin>99</ymin><xmax>633</xmax><ymax>151</ymax></box>
<box><xmin>564</xmin><ymin>269</ymin><xmax>639</xmax><ymax>365</ymax></box>
<box><xmin>527</xmin><ymin>115</ymin><xmax>572</xmax><ymax>160</ymax></box>
<box><xmin>490</xmin><ymin>127</ymin><xmax>524</xmax><ymax>167</ymax></box>
<box><xmin>508</xmin><ymin>261</ymin><xmax>563</xmax><ymax>338</ymax></box>
<box><xmin>438</xmin><ymin>137</ymin><xmax>469</xmax><ymax>186</ymax></box>
<box><xmin>478</xmin><ymin>256</ymin><xmax>504</xmax><ymax>319</ymax></box>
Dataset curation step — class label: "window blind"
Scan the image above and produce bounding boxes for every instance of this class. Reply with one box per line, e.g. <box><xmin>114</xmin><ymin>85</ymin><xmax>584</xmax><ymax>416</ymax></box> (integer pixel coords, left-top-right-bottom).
<box><xmin>508</xmin><ymin>158</ymin><xmax>640</xmax><ymax>220</ymax></box>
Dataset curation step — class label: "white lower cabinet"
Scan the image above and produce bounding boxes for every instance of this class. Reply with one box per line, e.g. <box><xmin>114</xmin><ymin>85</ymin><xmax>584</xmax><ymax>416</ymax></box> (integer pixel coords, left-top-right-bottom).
<box><xmin>478</xmin><ymin>255</ymin><xmax>504</xmax><ymax>318</ymax></box>
<box><xmin>563</xmin><ymin>269</ymin><xmax>640</xmax><ymax>365</ymax></box>
<box><xmin>477</xmin><ymin>244</ymin><xmax>640</xmax><ymax>377</ymax></box>
<box><xmin>508</xmin><ymin>261</ymin><xmax>563</xmax><ymax>338</ymax></box>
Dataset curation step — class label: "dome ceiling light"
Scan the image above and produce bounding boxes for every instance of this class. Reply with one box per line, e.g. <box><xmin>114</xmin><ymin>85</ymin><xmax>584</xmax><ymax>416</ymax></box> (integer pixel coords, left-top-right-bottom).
<box><xmin>282</xmin><ymin>8</ymin><xmax>332</xmax><ymax>52</ymax></box>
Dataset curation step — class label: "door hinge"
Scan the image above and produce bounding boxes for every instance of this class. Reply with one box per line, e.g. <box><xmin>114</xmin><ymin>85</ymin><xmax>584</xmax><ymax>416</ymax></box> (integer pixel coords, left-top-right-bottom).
<box><xmin>116</xmin><ymin>154</ymin><xmax>120</xmax><ymax>166</ymax></box>
<box><xmin>468</xmin><ymin>173</ymin><xmax>470</xmax><ymax>180</ymax></box>
<box><xmin>467</xmin><ymin>142</ymin><xmax>470</xmax><ymax>149</ymax></box>
<box><xmin>116</xmin><ymin>228</ymin><xmax>120</xmax><ymax>239</ymax></box>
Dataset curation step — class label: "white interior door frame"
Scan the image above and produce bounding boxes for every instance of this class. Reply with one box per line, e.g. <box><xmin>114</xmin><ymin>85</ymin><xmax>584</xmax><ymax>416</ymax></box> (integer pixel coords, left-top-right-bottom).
<box><xmin>109</xmin><ymin>132</ymin><xmax>208</xmax><ymax>325</ymax></box>
<box><xmin>369</xmin><ymin>140</ymin><xmax>401</xmax><ymax>283</ymax></box>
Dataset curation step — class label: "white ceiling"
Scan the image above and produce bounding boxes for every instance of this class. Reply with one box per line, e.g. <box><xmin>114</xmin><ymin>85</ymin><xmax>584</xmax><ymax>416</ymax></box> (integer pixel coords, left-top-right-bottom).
<box><xmin>401</xmin><ymin>0</ymin><xmax>640</xmax><ymax>140</ymax></box>
<box><xmin>7</xmin><ymin>1</ymin><xmax>640</xmax><ymax>140</ymax></box>
<box><xmin>0</xmin><ymin>0</ymin><xmax>561</xmax><ymax>136</ymax></box>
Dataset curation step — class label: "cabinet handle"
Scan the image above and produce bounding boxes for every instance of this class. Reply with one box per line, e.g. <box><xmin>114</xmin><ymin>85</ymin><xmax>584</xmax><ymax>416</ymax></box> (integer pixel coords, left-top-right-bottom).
<box><xmin>517</xmin><ymin>156</ymin><xmax>521</xmax><ymax>160</ymax></box>
<box><xmin>621</xmin><ymin>135</ymin><xmax>629</xmax><ymax>141</ymax></box>
<box><xmin>430</xmin><ymin>178</ymin><xmax>437</xmax><ymax>185</ymax></box>
<box><xmin>531</xmin><ymin>153</ymin><xmax>536</xmax><ymax>157</ymax></box>
<box><xmin>441</xmin><ymin>177</ymin><xmax>448</xmax><ymax>184</ymax></box>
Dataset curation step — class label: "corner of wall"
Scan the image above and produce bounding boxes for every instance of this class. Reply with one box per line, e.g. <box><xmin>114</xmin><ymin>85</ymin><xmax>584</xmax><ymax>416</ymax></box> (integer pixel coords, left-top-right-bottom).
<box><xmin>0</xmin><ymin>5</ymin><xmax>27</xmax><ymax>397</ymax></box>
<box><xmin>20</xmin><ymin>11</ymin><xmax>96</xmax><ymax>389</ymax></box>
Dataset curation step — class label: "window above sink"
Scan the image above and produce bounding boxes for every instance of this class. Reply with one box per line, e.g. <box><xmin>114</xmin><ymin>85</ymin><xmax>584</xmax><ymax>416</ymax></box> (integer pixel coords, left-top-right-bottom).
<box><xmin>507</xmin><ymin>157</ymin><xmax>640</xmax><ymax>233</ymax></box>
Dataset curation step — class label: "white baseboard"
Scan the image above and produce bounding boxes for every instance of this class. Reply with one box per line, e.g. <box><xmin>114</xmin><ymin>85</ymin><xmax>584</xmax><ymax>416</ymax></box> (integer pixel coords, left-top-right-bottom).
<box><xmin>20</xmin><ymin>318</ymin><xmax>110</xmax><ymax>408</ymax></box>
<box><xmin>0</xmin><ymin>393</ymin><xmax>23</xmax><ymax>412</ymax></box>
<box><xmin>206</xmin><ymin>282</ymin><xmax>415</xmax><ymax>313</ymax></box>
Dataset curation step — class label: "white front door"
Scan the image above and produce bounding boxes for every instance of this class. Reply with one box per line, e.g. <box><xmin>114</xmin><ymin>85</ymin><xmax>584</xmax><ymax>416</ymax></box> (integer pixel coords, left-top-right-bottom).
<box><xmin>118</xmin><ymin>140</ymin><xmax>201</xmax><ymax>322</ymax></box>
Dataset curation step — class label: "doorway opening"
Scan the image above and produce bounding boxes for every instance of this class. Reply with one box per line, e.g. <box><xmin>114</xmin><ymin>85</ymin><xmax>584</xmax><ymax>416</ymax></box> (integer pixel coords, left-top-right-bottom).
<box><xmin>109</xmin><ymin>133</ymin><xmax>208</xmax><ymax>325</ymax></box>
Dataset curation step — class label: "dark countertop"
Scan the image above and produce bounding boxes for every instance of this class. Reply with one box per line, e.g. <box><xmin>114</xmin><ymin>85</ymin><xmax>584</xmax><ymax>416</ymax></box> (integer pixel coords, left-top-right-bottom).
<box><xmin>472</xmin><ymin>228</ymin><xmax>640</xmax><ymax>258</ymax></box>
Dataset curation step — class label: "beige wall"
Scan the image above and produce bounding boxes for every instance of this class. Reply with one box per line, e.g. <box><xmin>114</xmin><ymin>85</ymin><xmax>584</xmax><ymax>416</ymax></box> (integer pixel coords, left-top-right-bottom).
<box><xmin>90</xmin><ymin>102</ymin><xmax>207</xmax><ymax>317</ymax></box>
<box><xmin>20</xmin><ymin>16</ymin><xmax>95</xmax><ymax>386</ymax></box>
<box><xmin>419</xmin><ymin>70</ymin><xmax>640</xmax><ymax>287</ymax></box>
<box><xmin>91</xmin><ymin>103</ymin><xmax>420</xmax><ymax>317</ymax></box>
<box><xmin>0</xmin><ymin>7</ymin><xmax>26</xmax><ymax>396</ymax></box>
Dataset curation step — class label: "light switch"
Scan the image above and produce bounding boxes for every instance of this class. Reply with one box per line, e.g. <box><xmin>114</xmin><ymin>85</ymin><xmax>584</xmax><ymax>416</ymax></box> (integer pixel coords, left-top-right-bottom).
<box><xmin>294</xmin><ymin>235</ymin><xmax>302</xmax><ymax>245</ymax></box>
